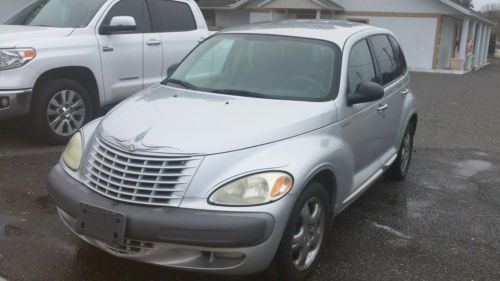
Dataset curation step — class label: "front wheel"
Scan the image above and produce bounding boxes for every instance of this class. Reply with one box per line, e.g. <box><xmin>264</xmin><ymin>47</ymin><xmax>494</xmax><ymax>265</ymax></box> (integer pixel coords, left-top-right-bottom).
<box><xmin>272</xmin><ymin>182</ymin><xmax>331</xmax><ymax>281</ymax></box>
<box><xmin>30</xmin><ymin>78</ymin><xmax>93</xmax><ymax>145</ymax></box>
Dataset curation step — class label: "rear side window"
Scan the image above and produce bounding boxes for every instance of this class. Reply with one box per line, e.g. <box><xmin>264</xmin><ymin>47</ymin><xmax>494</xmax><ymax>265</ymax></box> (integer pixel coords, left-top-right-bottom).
<box><xmin>347</xmin><ymin>39</ymin><xmax>377</xmax><ymax>96</ymax></box>
<box><xmin>370</xmin><ymin>35</ymin><xmax>400</xmax><ymax>85</ymax></box>
<box><xmin>388</xmin><ymin>35</ymin><xmax>407</xmax><ymax>75</ymax></box>
<box><xmin>149</xmin><ymin>0</ymin><xmax>197</xmax><ymax>32</ymax></box>
<box><xmin>102</xmin><ymin>0</ymin><xmax>151</xmax><ymax>33</ymax></box>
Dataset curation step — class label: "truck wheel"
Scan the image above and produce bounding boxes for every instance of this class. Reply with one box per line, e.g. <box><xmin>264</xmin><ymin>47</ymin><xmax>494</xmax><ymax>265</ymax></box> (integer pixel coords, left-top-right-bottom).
<box><xmin>386</xmin><ymin>123</ymin><xmax>415</xmax><ymax>180</ymax></box>
<box><xmin>31</xmin><ymin>78</ymin><xmax>93</xmax><ymax>145</ymax></box>
<box><xmin>272</xmin><ymin>182</ymin><xmax>331</xmax><ymax>281</ymax></box>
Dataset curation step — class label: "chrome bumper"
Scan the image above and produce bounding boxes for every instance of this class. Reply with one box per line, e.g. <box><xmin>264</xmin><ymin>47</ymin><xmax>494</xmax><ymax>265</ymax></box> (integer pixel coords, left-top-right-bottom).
<box><xmin>0</xmin><ymin>89</ymin><xmax>32</xmax><ymax>120</ymax></box>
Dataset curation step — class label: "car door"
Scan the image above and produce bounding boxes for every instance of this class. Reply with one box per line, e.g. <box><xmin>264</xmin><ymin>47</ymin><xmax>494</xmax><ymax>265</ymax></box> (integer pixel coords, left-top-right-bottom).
<box><xmin>147</xmin><ymin>0</ymin><xmax>207</xmax><ymax>80</ymax></box>
<box><xmin>340</xmin><ymin>39</ymin><xmax>387</xmax><ymax>191</ymax></box>
<box><xmin>368</xmin><ymin>34</ymin><xmax>407</xmax><ymax>164</ymax></box>
<box><xmin>96</xmin><ymin>0</ymin><xmax>150</xmax><ymax>104</ymax></box>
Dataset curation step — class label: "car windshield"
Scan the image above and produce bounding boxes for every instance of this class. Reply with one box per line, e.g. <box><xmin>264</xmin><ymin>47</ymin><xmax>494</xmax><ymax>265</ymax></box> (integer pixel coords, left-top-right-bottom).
<box><xmin>166</xmin><ymin>34</ymin><xmax>341</xmax><ymax>101</ymax></box>
<box><xmin>4</xmin><ymin>0</ymin><xmax>107</xmax><ymax>28</ymax></box>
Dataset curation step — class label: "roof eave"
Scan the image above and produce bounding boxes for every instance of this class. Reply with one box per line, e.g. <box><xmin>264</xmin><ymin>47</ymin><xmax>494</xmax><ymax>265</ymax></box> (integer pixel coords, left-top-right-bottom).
<box><xmin>439</xmin><ymin>0</ymin><xmax>496</xmax><ymax>26</ymax></box>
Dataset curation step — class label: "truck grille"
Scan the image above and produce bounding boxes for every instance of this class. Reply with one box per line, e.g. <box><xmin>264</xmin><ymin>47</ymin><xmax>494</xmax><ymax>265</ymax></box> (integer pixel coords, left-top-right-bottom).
<box><xmin>84</xmin><ymin>137</ymin><xmax>202</xmax><ymax>207</ymax></box>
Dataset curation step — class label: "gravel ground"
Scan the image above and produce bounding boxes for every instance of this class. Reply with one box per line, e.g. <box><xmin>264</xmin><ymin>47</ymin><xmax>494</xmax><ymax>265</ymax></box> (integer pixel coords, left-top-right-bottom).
<box><xmin>0</xmin><ymin>61</ymin><xmax>499</xmax><ymax>281</ymax></box>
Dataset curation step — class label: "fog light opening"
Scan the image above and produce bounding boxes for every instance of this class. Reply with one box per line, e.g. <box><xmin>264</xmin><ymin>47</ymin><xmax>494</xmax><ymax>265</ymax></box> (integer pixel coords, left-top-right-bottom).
<box><xmin>205</xmin><ymin>251</ymin><xmax>246</xmax><ymax>264</ymax></box>
<box><xmin>0</xmin><ymin>97</ymin><xmax>9</xmax><ymax>109</ymax></box>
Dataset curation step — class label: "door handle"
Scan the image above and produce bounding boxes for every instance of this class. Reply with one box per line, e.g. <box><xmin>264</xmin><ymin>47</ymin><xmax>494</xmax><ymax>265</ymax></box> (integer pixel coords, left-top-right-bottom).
<box><xmin>377</xmin><ymin>104</ymin><xmax>389</xmax><ymax>112</ymax></box>
<box><xmin>401</xmin><ymin>89</ymin><xmax>410</xmax><ymax>95</ymax></box>
<box><xmin>102</xmin><ymin>46</ymin><xmax>114</xmax><ymax>52</ymax></box>
<box><xmin>147</xmin><ymin>39</ymin><xmax>161</xmax><ymax>46</ymax></box>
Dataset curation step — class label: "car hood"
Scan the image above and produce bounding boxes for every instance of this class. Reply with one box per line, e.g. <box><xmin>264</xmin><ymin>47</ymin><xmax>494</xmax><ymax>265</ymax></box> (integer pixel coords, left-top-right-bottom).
<box><xmin>0</xmin><ymin>25</ymin><xmax>74</xmax><ymax>48</ymax></box>
<box><xmin>98</xmin><ymin>85</ymin><xmax>338</xmax><ymax>155</ymax></box>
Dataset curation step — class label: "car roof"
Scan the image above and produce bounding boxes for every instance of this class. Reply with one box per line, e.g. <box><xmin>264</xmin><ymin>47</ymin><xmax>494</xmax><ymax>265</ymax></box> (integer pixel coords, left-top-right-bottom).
<box><xmin>219</xmin><ymin>20</ymin><xmax>383</xmax><ymax>47</ymax></box>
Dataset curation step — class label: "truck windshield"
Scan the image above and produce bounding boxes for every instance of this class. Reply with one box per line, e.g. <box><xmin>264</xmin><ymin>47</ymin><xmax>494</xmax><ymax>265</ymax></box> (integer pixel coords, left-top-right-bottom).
<box><xmin>4</xmin><ymin>0</ymin><xmax>107</xmax><ymax>28</ymax></box>
<box><xmin>166</xmin><ymin>34</ymin><xmax>341</xmax><ymax>101</ymax></box>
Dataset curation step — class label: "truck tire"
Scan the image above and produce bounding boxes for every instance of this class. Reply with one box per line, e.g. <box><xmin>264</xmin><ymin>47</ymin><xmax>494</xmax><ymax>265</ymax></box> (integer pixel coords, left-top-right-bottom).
<box><xmin>30</xmin><ymin>78</ymin><xmax>93</xmax><ymax>145</ymax></box>
<box><xmin>271</xmin><ymin>182</ymin><xmax>331</xmax><ymax>281</ymax></box>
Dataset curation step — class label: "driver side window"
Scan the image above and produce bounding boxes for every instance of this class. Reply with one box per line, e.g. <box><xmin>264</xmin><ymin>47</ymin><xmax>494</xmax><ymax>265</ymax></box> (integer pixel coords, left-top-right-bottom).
<box><xmin>347</xmin><ymin>39</ymin><xmax>377</xmax><ymax>97</ymax></box>
<box><xmin>185</xmin><ymin>39</ymin><xmax>235</xmax><ymax>81</ymax></box>
<box><xmin>101</xmin><ymin>0</ymin><xmax>150</xmax><ymax>34</ymax></box>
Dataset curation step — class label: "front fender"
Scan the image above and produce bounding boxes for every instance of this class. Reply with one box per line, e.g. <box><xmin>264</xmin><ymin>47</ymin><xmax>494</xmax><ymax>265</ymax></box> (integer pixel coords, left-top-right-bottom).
<box><xmin>184</xmin><ymin>123</ymin><xmax>352</xmax><ymax>212</ymax></box>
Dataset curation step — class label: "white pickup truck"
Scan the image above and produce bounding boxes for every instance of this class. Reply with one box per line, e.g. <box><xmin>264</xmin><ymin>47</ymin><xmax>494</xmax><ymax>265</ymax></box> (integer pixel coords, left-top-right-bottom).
<box><xmin>0</xmin><ymin>0</ymin><xmax>209</xmax><ymax>144</ymax></box>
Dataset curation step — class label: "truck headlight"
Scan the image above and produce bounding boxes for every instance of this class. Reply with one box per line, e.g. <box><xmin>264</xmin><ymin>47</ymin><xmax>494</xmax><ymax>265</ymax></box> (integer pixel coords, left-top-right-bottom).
<box><xmin>0</xmin><ymin>48</ymin><xmax>36</xmax><ymax>71</ymax></box>
<box><xmin>209</xmin><ymin>172</ymin><xmax>293</xmax><ymax>206</ymax></box>
<box><xmin>63</xmin><ymin>132</ymin><xmax>83</xmax><ymax>171</ymax></box>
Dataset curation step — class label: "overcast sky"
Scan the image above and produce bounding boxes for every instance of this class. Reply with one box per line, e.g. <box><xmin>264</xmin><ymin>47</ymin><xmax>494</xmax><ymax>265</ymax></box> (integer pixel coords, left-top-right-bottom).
<box><xmin>474</xmin><ymin>0</ymin><xmax>500</xmax><ymax>10</ymax></box>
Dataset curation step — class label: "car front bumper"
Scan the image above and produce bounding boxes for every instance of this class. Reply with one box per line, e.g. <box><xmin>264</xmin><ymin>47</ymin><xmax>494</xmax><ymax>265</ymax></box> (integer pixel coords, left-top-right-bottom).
<box><xmin>47</xmin><ymin>165</ymin><xmax>289</xmax><ymax>274</ymax></box>
<box><xmin>0</xmin><ymin>89</ymin><xmax>32</xmax><ymax>120</ymax></box>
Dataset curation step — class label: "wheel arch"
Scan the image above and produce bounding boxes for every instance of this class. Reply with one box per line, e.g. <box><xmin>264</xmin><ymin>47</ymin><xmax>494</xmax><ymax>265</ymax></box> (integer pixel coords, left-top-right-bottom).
<box><xmin>33</xmin><ymin>66</ymin><xmax>101</xmax><ymax>112</ymax></box>
<box><xmin>302</xmin><ymin>167</ymin><xmax>338</xmax><ymax>212</ymax></box>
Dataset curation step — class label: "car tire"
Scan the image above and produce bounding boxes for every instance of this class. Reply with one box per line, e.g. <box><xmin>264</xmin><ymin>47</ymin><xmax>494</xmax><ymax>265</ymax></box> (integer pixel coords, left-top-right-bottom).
<box><xmin>30</xmin><ymin>78</ymin><xmax>93</xmax><ymax>145</ymax></box>
<box><xmin>271</xmin><ymin>182</ymin><xmax>331</xmax><ymax>281</ymax></box>
<box><xmin>386</xmin><ymin>123</ymin><xmax>415</xmax><ymax>180</ymax></box>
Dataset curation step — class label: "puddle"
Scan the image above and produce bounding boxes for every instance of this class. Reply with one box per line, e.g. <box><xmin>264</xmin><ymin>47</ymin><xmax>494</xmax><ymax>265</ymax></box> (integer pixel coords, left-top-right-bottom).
<box><xmin>371</xmin><ymin>222</ymin><xmax>412</xmax><ymax>239</ymax></box>
<box><xmin>452</xmin><ymin>159</ymin><xmax>493</xmax><ymax>178</ymax></box>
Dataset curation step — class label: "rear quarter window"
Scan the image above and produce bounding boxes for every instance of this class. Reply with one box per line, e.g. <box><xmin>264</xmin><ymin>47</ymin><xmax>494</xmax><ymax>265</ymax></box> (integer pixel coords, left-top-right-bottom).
<box><xmin>149</xmin><ymin>0</ymin><xmax>197</xmax><ymax>32</ymax></box>
<box><xmin>370</xmin><ymin>35</ymin><xmax>400</xmax><ymax>85</ymax></box>
<box><xmin>388</xmin><ymin>35</ymin><xmax>408</xmax><ymax>75</ymax></box>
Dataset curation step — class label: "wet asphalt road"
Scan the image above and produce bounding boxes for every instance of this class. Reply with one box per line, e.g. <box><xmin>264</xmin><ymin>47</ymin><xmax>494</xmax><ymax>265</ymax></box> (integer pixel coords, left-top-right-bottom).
<box><xmin>1</xmin><ymin>61</ymin><xmax>500</xmax><ymax>281</ymax></box>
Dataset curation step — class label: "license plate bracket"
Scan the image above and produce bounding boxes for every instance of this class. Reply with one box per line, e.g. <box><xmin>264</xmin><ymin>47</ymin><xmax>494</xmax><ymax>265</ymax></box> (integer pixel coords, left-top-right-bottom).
<box><xmin>75</xmin><ymin>203</ymin><xmax>127</xmax><ymax>245</ymax></box>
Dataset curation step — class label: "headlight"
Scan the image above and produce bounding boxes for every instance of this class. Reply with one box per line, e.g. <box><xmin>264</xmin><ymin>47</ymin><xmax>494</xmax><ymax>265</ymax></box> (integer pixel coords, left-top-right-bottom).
<box><xmin>63</xmin><ymin>132</ymin><xmax>83</xmax><ymax>171</ymax></box>
<box><xmin>0</xmin><ymin>48</ymin><xmax>36</xmax><ymax>71</ymax></box>
<box><xmin>209</xmin><ymin>172</ymin><xmax>294</xmax><ymax>206</ymax></box>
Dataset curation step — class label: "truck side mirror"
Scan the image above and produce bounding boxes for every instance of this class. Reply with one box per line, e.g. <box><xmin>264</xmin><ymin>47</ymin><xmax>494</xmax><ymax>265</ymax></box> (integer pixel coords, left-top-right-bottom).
<box><xmin>347</xmin><ymin>81</ymin><xmax>384</xmax><ymax>105</ymax></box>
<box><xmin>167</xmin><ymin>63</ymin><xmax>180</xmax><ymax>77</ymax></box>
<box><xmin>100</xmin><ymin>16</ymin><xmax>137</xmax><ymax>35</ymax></box>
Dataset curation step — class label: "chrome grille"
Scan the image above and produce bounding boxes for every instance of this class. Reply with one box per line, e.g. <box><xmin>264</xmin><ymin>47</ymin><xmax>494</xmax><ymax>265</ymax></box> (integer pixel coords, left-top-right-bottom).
<box><xmin>84</xmin><ymin>137</ymin><xmax>202</xmax><ymax>207</ymax></box>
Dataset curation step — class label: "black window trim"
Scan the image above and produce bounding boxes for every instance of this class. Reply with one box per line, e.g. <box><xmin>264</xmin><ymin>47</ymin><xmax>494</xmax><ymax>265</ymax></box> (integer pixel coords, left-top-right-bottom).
<box><xmin>98</xmin><ymin>0</ymin><xmax>154</xmax><ymax>35</ymax></box>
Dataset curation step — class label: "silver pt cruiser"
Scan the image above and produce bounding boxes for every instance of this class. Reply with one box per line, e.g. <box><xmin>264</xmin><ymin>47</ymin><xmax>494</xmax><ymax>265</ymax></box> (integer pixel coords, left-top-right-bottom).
<box><xmin>47</xmin><ymin>20</ymin><xmax>417</xmax><ymax>281</ymax></box>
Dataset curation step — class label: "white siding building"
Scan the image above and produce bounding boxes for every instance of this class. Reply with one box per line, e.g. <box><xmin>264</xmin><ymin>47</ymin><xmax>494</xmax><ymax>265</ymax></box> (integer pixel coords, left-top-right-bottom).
<box><xmin>197</xmin><ymin>0</ymin><xmax>496</xmax><ymax>72</ymax></box>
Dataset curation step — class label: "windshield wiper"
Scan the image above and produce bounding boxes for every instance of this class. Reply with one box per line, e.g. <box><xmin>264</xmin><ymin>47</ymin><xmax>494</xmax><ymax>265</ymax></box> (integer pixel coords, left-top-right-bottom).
<box><xmin>166</xmin><ymin>79</ymin><xmax>199</xmax><ymax>90</ymax></box>
<box><xmin>211</xmin><ymin>89</ymin><xmax>269</xmax><ymax>99</ymax></box>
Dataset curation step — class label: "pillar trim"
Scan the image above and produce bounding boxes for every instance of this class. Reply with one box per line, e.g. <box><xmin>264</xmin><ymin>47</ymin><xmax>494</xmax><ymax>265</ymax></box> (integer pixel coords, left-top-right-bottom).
<box><xmin>458</xmin><ymin>16</ymin><xmax>470</xmax><ymax>62</ymax></box>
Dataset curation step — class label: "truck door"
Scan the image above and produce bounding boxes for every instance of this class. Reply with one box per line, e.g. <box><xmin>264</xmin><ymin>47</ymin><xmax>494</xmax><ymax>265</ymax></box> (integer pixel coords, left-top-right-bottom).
<box><xmin>147</xmin><ymin>0</ymin><xmax>208</xmax><ymax>80</ymax></box>
<box><xmin>96</xmin><ymin>0</ymin><xmax>150</xmax><ymax>104</ymax></box>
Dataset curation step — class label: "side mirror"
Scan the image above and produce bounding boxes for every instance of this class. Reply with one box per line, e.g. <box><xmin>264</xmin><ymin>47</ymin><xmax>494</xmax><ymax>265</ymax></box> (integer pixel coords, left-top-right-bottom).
<box><xmin>100</xmin><ymin>16</ymin><xmax>137</xmax><ymax>35</ymax></box>
<box><xmin>347</xmin><ymin>81</ymin><xmax>384</xmax><ymax>105</ymax></box>
<box><xmin>167</xmin><ymin>63</ymin><xmax>180</xmax><ymax>77</ymax></box>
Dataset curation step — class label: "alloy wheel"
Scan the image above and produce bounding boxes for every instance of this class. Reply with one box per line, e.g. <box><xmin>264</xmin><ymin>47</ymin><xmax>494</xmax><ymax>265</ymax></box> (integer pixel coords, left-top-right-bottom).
<box><xmin>46</xmin><ymin>90</ymin><xmax>86</xmax><ymax>136</ymax></box>
<box><xmin>400</xmin><ymin>130</ymin><xmax>412</xmax><ymax>172</ymax></box>
<box><xmin>291</xmin><ymin>197</ymin><xmax>325</xmax><ymax>271</ymax></box>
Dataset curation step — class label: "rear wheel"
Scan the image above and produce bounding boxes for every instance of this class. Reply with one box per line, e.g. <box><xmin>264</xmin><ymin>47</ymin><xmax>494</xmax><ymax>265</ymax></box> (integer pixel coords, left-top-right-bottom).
<box><xmin>386</xmin><ymin>123</ymin><xmax>415</xmax><ymax>180</ymax></box>
<box><xmin>272</xmin><ymin>182</ymin><xmax>331</xmax><ymax>281</ymax></box>
<box><xmin>30</xmin><ymin>78</ymin><xmax>93</xmax><ymax>145</ymax></box>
